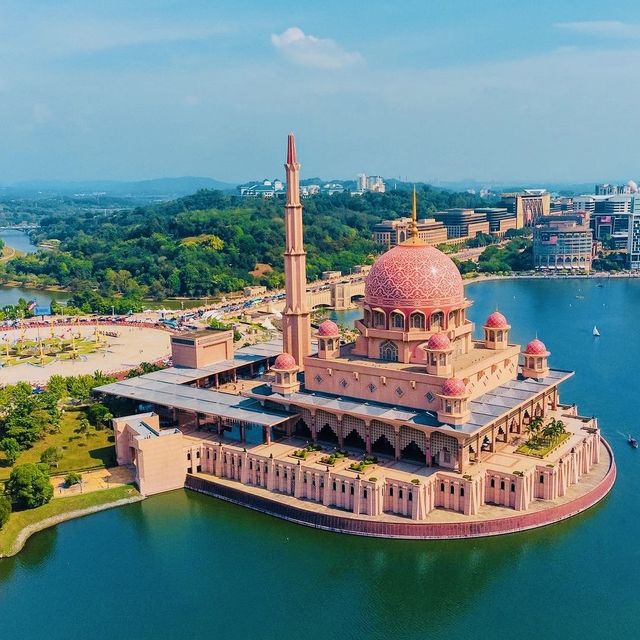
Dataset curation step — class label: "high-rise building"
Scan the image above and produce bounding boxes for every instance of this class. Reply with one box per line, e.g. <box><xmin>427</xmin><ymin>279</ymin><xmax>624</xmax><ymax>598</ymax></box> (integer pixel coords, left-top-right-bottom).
<box><xmin>367</xmin><ymin>175</ymin><xmax>386</xmax><ymax>193</ymax></box>
<box><xmin>500</xmin><ymin>190</ymin><xmax>551</xmax><ymax>227</ymax></box>
<box><xmin>533</xmin><ymin>215</ymin><xmax>593</xmax><ymax>272</ymax></box>
<box><xmin>626</xmin><ymin>197</ymin><xmax>640</xmax><ymax>270</ymax></box>
<box><xmin>595</xmin><ymin>181</ymin><xmax>639</xmax><ymax>195</ymax></box>
<box><xmin>355</xmin><ymin>174</ymin><xmax>385</xmax><ymax>194</ymax></box>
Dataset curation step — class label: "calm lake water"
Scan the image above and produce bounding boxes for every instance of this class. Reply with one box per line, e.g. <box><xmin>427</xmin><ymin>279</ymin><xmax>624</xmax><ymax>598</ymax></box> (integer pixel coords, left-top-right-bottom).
<box><xmin>1</xmin><ymin>278</ymin><xmax>638</xmax><ymax>640</ymax></box>
<box><xmin>0</xmin><ymin>230</ymin><xmax>68</xmax><ymax>307</ymax></box>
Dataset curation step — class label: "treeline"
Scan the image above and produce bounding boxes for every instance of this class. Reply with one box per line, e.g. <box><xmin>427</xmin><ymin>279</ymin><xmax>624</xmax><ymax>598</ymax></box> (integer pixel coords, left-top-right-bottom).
<box><xmin>0</xmin><ymin>372</ymin><xmax>114</xmax><ymax>456</ymax></box>
<box><xmin>0</xmin><ymin>187</ymin><xmax>489</xmax><ymax>302</ymax></box>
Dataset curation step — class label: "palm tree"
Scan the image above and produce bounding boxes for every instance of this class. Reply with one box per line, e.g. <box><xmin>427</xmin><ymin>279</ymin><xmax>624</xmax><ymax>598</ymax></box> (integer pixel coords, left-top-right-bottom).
<box><xmin>528</xmin><ymin>416</ymin><xmax>543</xmax><ymax>444</ymax></box>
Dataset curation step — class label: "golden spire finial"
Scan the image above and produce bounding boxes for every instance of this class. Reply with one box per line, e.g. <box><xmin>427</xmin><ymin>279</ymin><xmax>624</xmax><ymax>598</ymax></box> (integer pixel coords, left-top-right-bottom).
<box><xmin>411</xmin><ymin>185</ymin><xmax>418</xmax><ymax>239</ymax></box>
<box><xmin>402</xmin><ymin>185</ymin><xmax>425</xmax><ymax>245</ymax></box>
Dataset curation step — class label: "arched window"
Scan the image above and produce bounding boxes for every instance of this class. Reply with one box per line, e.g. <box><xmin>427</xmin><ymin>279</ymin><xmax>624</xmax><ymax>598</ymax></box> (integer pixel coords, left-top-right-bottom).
<box><xmin>448</xmin><ymin>310</ymin><xmax>457</xmax><ymax>328</ymax></box>
<box><xmin>380</xmin><ymin>340</ymin><xmax>398</xmax><ymax>362</ymax></box>
<box><xmin>373</xmin><ymin>310</ymin><xmax>386</xmax><ymax>328</ymax></box>
<box><xmin>390</xmin><ymin>311</ymin><xmax>405</xmax><ymax>330</ymax></box>
<box><xmin>364</xmin><ymin>308</ymin><xmax>371</xmax><ymax>325</ymax></box>
<box><xmin>410</xmin><ymin>311</ymin><xmax>425</xmax><ymax>330</ymax></box>
<box><xmin>430</xmin><ymin>311</ymin><xmax>444</xmax><ymax>330</ymax></box>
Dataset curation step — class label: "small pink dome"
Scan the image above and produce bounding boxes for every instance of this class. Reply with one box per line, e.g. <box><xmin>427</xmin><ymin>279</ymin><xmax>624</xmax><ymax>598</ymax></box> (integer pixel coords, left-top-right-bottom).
<box><xmin>317</xmin><ymin>320</ymin><xmax>340</xmax><ymax>336</ymax></box>
<box><xmin>485</xmin><ymin>311</ymin><xmax>509</xmax><ymax>328</ymax></box>
<box><xmin>524</xmin><ymin>339</ymin><xmax>547</xmax><ymax>355</ymax></box>
<box><xmin>273</xmin><ymin>353</ymin><xmax>297</xmax><ymax>369</ymax></box>
<box><xmin>426</xmin><ymin>333</ymin><xmax>451</xmax><ymax>350</ymax></box>
<box><xmin>441</xmin><ymin>378</ymin><xmax>467</xmax><ymax>397</ymax></box>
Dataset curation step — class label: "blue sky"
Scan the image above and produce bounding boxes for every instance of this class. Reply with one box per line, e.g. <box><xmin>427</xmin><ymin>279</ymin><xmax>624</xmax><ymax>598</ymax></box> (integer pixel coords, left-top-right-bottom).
<box><xmin>2</xmin><ymin>0</ymin><xmax>640</xmax><ymax>183</ymax></box>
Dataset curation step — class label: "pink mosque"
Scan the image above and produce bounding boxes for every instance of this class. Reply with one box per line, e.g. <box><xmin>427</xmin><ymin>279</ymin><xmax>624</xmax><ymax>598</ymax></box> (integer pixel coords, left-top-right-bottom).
<box><xmin>101</xmin><ymin>134</ymin><xmax>615</xmax><ymax>538</ymax></box>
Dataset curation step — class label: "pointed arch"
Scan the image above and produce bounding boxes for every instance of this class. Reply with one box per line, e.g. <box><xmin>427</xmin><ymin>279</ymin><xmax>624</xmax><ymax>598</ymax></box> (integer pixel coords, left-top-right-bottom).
<box><xmin>390</xmin><ymin>309</ymin><xmax>405</xmax><ymax>330</ymax></box>
<box><xmin>409</xmin><ymin>311</ymin><xmax>426</xmax><ymax>330</ymax></box>
<box><xmin>380</xmin><ymin>340</ymin><xmax>398</xmax><ymax>362</ymax></box>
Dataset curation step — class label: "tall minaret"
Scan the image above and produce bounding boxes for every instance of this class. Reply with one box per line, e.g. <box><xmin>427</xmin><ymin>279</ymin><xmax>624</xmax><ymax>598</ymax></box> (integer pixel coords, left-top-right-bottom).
<box><xmin>282</xmin><ymin>132</ymin><xmax>311</xmax><ymax>368</ymax></box>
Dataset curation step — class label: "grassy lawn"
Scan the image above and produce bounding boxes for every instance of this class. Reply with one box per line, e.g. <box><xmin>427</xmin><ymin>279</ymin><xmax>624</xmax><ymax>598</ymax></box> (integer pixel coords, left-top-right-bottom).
<box><xmin>0</xmin><ymin>484</ymin><xmax>139</xmax><ymax>556</ymax></box>
<box><xmin>516</xmin><ymin>433</ymin><xmax>571</xmax><ymax>458</ymax></box>
<box><xmin>0</xmin><ymin>408</ymin><xmax>116</xmax><ymax>481</ymax></box>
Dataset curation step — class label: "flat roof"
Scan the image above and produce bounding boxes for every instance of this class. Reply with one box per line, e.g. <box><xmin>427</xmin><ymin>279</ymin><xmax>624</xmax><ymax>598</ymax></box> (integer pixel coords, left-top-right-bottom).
<box><xmin>150</xmin><ymin>337</ymin><xmax>305</xmax><ymax>384</ymax></box>
<box><xmin>171</xmin><ymin>328</ymin><xmax>230</xmax><ymax>340</ymax></box>
<box><xmin>252</xmin><ymin>369</ymin><xmax>573</xmax><ymax>435</ymax></box>
<box><xmin>95</xmin><ymin>377</ymin><xmax>295</xmax><ymax>427</ymax></box>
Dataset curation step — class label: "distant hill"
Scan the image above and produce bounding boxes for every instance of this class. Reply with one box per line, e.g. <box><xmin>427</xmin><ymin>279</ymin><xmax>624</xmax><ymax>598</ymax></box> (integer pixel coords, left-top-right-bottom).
<box><xmin>0</xmin><ymin>177</ymin><xmax>237</xmax><ymax>199</ymax></box>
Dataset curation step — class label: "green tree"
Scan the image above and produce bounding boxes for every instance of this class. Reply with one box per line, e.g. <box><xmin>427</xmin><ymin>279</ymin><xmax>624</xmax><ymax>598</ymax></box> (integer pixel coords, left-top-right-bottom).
<box><xmin>0</xmin><ymin>496</ymin><xmax>11</xmax><ymax>529</ymax></box>
<box><xmin>86</xmin><ymin>404</ymin><xmax>113</xmax><ymax>429</ymax></box>
<box><xmin>40</xmin><ymin>446</ymin><xmax>63</xmax><ymax>469</ymax></box>
<box><xmin>76</xmin><ymin>417</ymin><xmax>90</xmax><ymax>435</ymax></box>
<box><xmin>0</xmin><ymin>437</ymin><xmax>21</xmax><ymax>465</ymax></box>
<box><xmin>6</xmin><ymin>463</ymin><xmax>54</xmax><ymax>509</ymax></box>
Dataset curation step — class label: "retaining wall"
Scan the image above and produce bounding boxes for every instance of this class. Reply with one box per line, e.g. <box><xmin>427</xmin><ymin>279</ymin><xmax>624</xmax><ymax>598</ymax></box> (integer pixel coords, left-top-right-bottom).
<box><xmin>185</xmin><ymin>437</ymin><xmax>616</xmax><ymax>540</ymax></box>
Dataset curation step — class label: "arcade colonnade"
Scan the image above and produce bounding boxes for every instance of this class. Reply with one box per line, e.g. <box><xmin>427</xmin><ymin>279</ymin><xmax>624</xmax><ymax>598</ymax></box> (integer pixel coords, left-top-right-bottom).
<box><xmin>189</xmin><ymin>422</ymin><xmax>601</xmax><ymax>521</ymax></box>
<box><xmin>273</xmin><ymin>385</ymin><xmax>561</xmax><ymax>473</ymax></box>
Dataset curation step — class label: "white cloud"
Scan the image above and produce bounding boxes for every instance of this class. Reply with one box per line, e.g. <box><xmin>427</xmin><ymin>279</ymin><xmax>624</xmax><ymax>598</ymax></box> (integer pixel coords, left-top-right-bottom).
<box><xmin>555</xmin><ymin>20</ymin><xmax>640</xmax><ymax>38</ymax></box>
<box><xmin>271</xmin><ymin>27</ymin><xmax>362</xmax><ymax>69</ymax></box>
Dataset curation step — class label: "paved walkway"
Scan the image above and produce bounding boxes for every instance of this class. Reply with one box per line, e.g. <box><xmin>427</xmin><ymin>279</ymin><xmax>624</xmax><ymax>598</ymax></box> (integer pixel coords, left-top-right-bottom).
<box><xmin>50</xmin><ymin>466</ymin><xmax>135</xmax><ymax>497</ymax></box>
<box><xmin>0</xmin><ymin>325</ymin><xmax>170</xmax><ymax>384</ymax></box>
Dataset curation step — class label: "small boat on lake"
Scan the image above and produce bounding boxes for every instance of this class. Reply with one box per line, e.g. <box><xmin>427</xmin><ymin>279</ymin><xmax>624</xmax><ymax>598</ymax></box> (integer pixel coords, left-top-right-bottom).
<box><xmin>629</xmin><ymin>435</ymin><xmax>638</xmax><ymax>449</ymax></box>
<box><xmin>593</xmin><ymin>326</ymin><xmax>600</xmax><ymax>337</ymax></box>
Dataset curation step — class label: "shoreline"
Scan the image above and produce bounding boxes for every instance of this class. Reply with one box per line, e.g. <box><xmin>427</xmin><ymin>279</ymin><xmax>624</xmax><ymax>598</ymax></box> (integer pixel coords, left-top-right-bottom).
<box><xmin>0</xmin><ymin>488</ymin><xmax>144</xmax><ymax>559</ymax></box>
<box><xmin>463</xmin><ymin>271</ymin><xmax>640</xmax><ymax>285</ymax></box>
<box><xmin>0</xmin><ymin>269</ymin><xmax>637</xmax><ymax>303</ymax></box>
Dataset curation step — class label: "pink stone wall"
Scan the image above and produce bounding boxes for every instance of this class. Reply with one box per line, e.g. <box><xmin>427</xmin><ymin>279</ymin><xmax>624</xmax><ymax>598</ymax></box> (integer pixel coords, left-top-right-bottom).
<box><xmin>185</xmin><ymin>437</ymin><xmax>616</xmax><ymax>539</ymax></box>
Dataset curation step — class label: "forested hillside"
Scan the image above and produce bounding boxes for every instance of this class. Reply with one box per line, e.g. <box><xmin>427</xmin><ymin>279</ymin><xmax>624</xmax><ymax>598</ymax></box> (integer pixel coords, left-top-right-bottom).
<box><xmin>0</xmin><ymin>187</ymin><xmax>489</xmax><ymax>302</ymax></box>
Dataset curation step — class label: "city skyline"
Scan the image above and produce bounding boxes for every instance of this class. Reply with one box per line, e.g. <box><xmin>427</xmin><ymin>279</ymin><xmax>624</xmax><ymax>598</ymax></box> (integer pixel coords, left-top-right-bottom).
<box><xmin>2</xmin><ymin>1</ymin><xmax>640</xmax><ymax>183</ymax></box>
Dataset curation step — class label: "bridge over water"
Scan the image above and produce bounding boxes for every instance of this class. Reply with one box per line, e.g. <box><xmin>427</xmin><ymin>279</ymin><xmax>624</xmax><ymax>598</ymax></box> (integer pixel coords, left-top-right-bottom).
<box><xmin>306</xmin><ymin>279</ymin><xmax>365</xmax><ymax>310</ymax></box>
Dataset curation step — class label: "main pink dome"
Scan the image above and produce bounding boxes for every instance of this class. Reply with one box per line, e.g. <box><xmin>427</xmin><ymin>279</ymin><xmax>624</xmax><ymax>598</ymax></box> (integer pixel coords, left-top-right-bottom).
<box><xmin>426</xmin><ymin>333</ymin><xmax>451</xmax><ymax>350</ymax></box>
<box><xmin>485</xmin><ymin>311</ymin><xmax>509</xmax><ymax>328</ymax></box>
<box><xmin>441</xmin><ymin>378</ymin><xmax>467</xmax><ymax>397</ymax></box>
<box><xmin>365</xmin><ymin>244</ymin><xmax>464</xmax><ymax>309</ymax></box>
<box><xmin>273</xmin><ymin>353</ymin><xmax>297</xmax><ymax>369</ymax></box>
<box><xmin>524</xmin><ymin>339</ymin><xmax>547</xmax><ymax>355</ymax></box>
<box><xmin>317</xmin><ymin>320</ymin><xmax>340</xmax><ymax>336</ymax></box>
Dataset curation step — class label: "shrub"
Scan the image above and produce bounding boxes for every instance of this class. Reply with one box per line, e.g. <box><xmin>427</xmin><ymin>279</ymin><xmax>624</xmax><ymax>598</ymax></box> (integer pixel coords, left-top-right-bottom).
<box><xmin>411</xmin><ymin>478</ymin><xmax>421</xmax><ymax>485</ymax></box>
<box><xmin>0</xmin><ymin>496</ymin><xmax>11</xmax><ymax>529</ymax></box>
<box><xmin>64</xmin><ymin>472</ymin><xmax>82</xmax><ymax>487</ymax></box>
